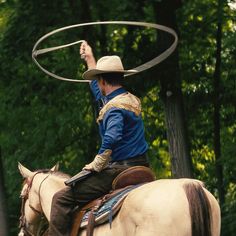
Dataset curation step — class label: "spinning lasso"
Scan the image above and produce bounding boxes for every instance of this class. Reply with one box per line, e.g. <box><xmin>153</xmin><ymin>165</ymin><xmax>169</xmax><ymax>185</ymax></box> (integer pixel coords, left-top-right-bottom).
<box><xmin>32</xmin><ymin>21</ymin><xmax>178</xmax><ymax>83</ymax></box>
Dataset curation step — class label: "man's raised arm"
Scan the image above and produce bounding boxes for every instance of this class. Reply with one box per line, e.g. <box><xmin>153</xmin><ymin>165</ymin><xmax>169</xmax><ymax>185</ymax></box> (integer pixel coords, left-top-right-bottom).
<box><xmin>80</xmin><ymin>41</ymin><xmax>96</xmax><ymax>69</ymax></box>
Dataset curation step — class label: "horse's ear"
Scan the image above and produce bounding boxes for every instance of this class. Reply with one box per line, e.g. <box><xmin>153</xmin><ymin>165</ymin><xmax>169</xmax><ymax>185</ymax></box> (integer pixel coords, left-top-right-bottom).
<box><xmin>18</xmin><ymin>162</ymin><xmax>33</xmax><ymax>178</ymax></box>
<box><xmin>51</xmin><ymin>162</ymin><xmax>59</xmax><ymax>172</ymax></box>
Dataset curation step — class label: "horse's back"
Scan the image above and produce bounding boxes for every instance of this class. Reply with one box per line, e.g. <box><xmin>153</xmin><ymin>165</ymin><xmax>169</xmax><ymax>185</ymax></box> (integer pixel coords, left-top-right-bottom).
<box><xmin>118</xmin><ymin>178</ymin><xmax>220</xmax><ymax>236</ymax></box>
<box><xmin>80</xmin><ymin>178</ymin><xmax>221</xmax><ymax>236</ymax></box>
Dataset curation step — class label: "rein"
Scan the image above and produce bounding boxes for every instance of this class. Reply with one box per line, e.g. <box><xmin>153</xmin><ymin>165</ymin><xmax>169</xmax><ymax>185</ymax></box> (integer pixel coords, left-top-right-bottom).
<box><xmin>19</xmin><ymin>170</ymin><xmax>51</xmax><ymax>236</ymax></box>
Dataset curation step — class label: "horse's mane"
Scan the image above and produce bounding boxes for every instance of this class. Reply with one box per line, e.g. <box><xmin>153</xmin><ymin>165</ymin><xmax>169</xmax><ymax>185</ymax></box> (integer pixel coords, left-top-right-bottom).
<box><xmin>35</xmin><ymin>169</ymin><xmax>71</xmax><ymax>179</ymax></box>
<box><xmin>52</xmin><ymin>171</ymin><xmax>71</xmax><ymax>179</ymax></box>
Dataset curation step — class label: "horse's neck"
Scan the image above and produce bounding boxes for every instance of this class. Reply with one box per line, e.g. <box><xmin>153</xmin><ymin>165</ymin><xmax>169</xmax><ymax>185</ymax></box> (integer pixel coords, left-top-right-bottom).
<box><xmin>39</xmin><ymin>174</ymin><xmax>68</xmax><ymax>221</ymax></box>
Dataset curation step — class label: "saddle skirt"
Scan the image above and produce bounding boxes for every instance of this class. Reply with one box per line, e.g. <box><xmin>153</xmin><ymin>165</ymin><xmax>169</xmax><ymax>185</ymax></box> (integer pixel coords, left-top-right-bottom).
<box><xmin>81</xmin><ymin>184</ymin><xmax>141</xmax><ymax>228</ymax></box>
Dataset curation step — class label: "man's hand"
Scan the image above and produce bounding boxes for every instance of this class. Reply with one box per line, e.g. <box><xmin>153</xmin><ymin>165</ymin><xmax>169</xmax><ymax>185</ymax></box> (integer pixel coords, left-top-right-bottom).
<box><xmin>83</xmin><ymin>149</ymin><xmax>112</xmax><ymax>172</ymax></box>
<box><xmin>80</xmin><ymin>41</ymin><xmax>96</xmax><ymax>69</ymax></box>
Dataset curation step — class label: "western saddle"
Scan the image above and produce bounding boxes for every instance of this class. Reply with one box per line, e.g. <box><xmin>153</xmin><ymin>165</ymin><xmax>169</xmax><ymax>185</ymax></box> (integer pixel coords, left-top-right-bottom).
<box><xmin>70</xmin><ymin>166</ymin><xmax>156</xmax><ymax>236</ymax></box>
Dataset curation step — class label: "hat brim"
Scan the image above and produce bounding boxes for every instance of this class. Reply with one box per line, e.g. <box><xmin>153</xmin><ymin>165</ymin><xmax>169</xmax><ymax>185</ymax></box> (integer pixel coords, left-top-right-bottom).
<box><xmin>82</xmin><ymin>69</ymin><xmax>137</xmax><ymax>80</ymax></box>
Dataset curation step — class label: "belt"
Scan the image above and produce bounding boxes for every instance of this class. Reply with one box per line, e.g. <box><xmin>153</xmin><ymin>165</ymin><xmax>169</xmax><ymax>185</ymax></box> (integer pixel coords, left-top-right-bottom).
<box><xmin>109</xmin><ymin>154</ymin><xmax>149</xmax><ymax>167</ymax></box>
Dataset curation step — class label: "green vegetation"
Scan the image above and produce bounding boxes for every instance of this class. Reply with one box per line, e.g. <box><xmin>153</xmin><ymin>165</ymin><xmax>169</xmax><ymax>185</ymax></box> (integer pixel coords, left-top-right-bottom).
<box><xmin>0</xmin><ymin>0</ymin><xmax>235</xmax><ymax>235</ymax></box>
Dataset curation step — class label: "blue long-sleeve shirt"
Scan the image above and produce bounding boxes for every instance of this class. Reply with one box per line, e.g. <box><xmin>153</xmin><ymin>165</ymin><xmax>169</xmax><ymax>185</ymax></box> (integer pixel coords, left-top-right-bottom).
<box><xmin>90</xmin><ymin>80</ymin><xmax>148</xmax><ymax>161</ymax></box>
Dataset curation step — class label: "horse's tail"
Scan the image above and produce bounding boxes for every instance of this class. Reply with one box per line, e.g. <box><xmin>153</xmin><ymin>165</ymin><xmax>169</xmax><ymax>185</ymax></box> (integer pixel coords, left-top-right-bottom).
<box><xmin>183</xmin><ymin>181</ymin><xmax>212</xmax><ymax>236</ymax></box>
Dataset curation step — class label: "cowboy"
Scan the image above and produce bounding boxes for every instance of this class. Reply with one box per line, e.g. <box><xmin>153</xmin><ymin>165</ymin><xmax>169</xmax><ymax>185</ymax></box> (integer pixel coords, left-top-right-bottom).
<box><xmin>48</xmin><ymin>42</ymin><xmax>149</xmax><ymax>236</ymax></box>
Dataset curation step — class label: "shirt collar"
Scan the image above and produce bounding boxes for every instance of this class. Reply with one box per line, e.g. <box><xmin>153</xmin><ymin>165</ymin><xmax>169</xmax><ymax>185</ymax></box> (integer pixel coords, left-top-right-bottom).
<box><xmin>106</xmin><ymin>87</ymin><xmax>127</xmax><ymax>101</ymax></box>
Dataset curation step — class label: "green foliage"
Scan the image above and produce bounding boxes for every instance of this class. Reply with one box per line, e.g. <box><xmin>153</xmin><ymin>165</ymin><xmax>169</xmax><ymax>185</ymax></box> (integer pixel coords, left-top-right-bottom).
<box><xmin>0</xmin><ymin>0</ymin><xmax>236</xmax><ymax>235</ymax></box>
<box><xmin>178</xmin><ymin>1</ymin><xmax>236</xmax><ymax>234</ymax></box>
<box><xmin>142</xmin><ymin>86</ymin><xmax>171</xmax><ymax>178</ymax></box>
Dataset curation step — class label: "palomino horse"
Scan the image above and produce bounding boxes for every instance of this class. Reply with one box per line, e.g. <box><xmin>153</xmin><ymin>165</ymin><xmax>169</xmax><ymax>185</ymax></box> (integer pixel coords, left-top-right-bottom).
<box><xmin>18</xmin><ymin>163</ymin><xmax>221</xmax><ymax>236</ymax></box>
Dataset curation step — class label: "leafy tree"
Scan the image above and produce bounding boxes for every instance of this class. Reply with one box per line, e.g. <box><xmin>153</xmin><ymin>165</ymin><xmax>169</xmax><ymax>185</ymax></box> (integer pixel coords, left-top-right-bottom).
<box><xmin>0</xmin><ymin>0</ymin><xmax>236</xmax><ymax>235</ymax></box>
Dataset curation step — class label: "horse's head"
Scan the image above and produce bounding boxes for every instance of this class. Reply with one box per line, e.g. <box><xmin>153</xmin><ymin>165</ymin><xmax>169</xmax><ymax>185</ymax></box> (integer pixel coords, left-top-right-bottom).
<box><xmin>18</xmin><ymin>162</ymin><xmax>59</xmax><ymax>236</ymax></box>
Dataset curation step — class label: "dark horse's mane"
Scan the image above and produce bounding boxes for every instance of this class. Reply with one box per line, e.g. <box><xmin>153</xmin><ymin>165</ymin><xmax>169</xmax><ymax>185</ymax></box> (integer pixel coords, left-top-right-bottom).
<box><xmin>184</xmin><ymin>182</ymin><xmax>212</xmax><ymax>236</ymax></box>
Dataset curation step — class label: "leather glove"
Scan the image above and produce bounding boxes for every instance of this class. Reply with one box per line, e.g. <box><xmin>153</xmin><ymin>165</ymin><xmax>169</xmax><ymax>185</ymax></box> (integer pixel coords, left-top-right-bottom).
<box><xmin>83</xmin><ymin>149</ymin><xmax>112</xmax><ymax>172</ymax></box>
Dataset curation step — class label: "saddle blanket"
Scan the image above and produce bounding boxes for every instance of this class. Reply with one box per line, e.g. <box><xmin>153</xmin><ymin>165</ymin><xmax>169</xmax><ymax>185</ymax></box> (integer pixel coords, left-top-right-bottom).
<box><xmin>80</xmin><ymin>184</ymin><xmax>141</xmax><ymax>228</ymax></box>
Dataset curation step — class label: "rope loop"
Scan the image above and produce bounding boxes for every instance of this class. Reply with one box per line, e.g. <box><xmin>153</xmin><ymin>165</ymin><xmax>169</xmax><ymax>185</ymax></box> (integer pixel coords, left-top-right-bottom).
<box><xmin>32</xmin><ymin>21</ymin><xmax>178</xmax><ymax>83</ymax></box>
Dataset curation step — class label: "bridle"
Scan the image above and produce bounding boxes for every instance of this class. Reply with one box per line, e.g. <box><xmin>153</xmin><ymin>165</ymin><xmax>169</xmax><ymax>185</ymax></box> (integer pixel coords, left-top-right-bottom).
<box><xmin>19</xmin><ymin>170</ymin><xmax>51</xmax><ymax>236</ymax></box>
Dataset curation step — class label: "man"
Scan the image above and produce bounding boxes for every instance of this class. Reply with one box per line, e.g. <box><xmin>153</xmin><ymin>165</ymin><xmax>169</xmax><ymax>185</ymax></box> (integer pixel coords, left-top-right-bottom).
<box><xmin>48</xmin><ymin>42</ymin><xmax>148</xmax><ymax>236</ymax></box>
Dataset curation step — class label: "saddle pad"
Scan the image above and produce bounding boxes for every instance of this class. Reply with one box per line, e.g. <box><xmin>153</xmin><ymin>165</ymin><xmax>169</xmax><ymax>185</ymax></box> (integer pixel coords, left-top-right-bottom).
<box><xmin>80</xmin><ymin>184</ymin><xmax>141</xmax><ymax>228</ymax></box>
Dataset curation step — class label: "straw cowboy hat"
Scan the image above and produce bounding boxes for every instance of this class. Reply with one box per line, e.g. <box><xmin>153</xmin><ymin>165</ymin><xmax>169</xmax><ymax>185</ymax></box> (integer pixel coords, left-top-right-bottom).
<box><xmin>82</xmin><ymin>55</ymin><xmax>137</xmax><ymax>80</ymax></box>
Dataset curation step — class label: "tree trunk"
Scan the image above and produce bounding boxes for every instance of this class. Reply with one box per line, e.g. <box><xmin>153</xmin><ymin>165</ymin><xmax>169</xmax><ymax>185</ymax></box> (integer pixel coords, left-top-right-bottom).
<box><xmin>0</xmin><ymin>147</ymin><xmax>8</xmax><ymax>236</ymax></box>
<box><xmin>213</xmin><ymin>0</ymin><xmax>225</xmax><ymax>207</ymax></box>
<box><xmin>153</xmin><ymin>0</ymin><xmax>193</xmax><ymax>178</ymax></box>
